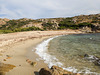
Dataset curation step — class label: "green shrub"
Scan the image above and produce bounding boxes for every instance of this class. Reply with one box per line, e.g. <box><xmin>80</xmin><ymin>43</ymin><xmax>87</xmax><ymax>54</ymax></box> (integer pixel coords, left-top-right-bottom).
<box><xmin>58</xmin><ymin>18</ymin><xmax>77</xmax><ymax>29</ymax></box>
<box><xmin>0</xmin><ymin>30</ymin><xmax>14</xmax><ymax>34</ymax></box>
<box><xmin>42</xmin><ymin>22</ymin><xmax>55</xmax><ymax>30</ymax></box>
<box><xmin>78</xmin><ymin>22</ymin><xmax>93</xmax><ymax>28</ymax></box>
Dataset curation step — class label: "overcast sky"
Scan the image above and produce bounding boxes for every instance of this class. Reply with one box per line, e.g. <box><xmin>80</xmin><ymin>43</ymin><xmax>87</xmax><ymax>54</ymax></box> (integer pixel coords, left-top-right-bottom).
<box><xmin>0</xmin><ymin>0</ymin><xmax>100</xmax><ymax>19</ymax></box>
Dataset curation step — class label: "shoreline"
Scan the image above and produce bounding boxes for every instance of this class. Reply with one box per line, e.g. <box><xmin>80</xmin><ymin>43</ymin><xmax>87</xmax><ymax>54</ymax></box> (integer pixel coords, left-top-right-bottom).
<box><xmin>35</xmin><ymin>35</ymin><xmax>63</xmax><ymax>68</ymax></box>
<box><xmin>6</xmin><ymin>36</ymin><xmax>51</xmax><ymax>75</ymax></box>
<box><xmin>0</xmin><ymin>30</ymin><xmax>82</xmax><ymax>75</ymax></box>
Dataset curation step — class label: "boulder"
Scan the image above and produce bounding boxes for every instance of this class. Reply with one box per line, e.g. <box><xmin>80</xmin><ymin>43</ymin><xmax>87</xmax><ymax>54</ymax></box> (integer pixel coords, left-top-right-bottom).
<box><xmin>0</xmin><ymin>72</ymin><xmax>5</xmax><ymax>75</ymax></box>
<box><xmin>51</xmin><ymin>66</ymin><xmax>68</xmax><ymax>75</ymax></box>
<box><xmin>39</xmin><ymin>68</ymin><xmax>52</xmax><ymax>75</ymax></box>
<box><xmin>39</xmin><ymin>66</ymin><xmax>78</xmax><ymax>75</ymax></box>
<box><xmin>84</xmin><ymin>54</ymin><xmax>100</xmax><ymax>66</ymax></box>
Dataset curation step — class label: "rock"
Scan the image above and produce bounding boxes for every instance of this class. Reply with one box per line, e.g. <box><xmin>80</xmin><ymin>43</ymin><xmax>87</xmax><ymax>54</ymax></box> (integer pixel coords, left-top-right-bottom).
<box><xmin>84</xmin><ymin>54</ymin><xmax>100</xmax><ymax>66</ymax></box>
<box><xmin>51</xmin><ymin>66</ymin><xmax>67</xmax><ymax>75</ymax></box>
<box><xmin>93</xmin><ymin>59</ymin><xmax>100</xmax><ymax>66</ymax></box>
<box><xmin>3</xmin><ymin>59</ymin><xmax>6</xmax><ymax>61</ymax></box>
<box><xmin>39</xmin><ymin>68</ymin><xmax>52</xmax><ymax>75</ymax></box>
<box><xmin>39</xmin><ymin>65</ymin><xmax>79</xmax><ymax>75</ymax></box>
<box><xmin>30</xmin><ymin>62</ymin><xmax>37</xmax><ymax>67</ymax></box>
<box><xmin>26</xmin><ymin>59</ymin><xmax>29</xmax><ymax>62</ymax></box>
<box><xmin>6</xmin><ymin>57</ymin><xmax>12</xmax><ymax>59</ymax></box>
<box><xmin>6</xmin><ymin>55</ymin><xmax>12</xmax><ymax>57</ymax></box>
<box><xmin>26</xmin><ymin>59</ymin><xmax>31</xmax><ymax>63</ymax></box>
<box><xmin>6</xmin><ymin>55</ymin><xmax>12</xmax><ymax>59</ymax></box>
<box><xmin>26</xmin><ymin>59</ymin><xmax>37</xmax><ymax>66</ymax></box>
<box><xmin>84</xmin><ymin>54</ymin><xmax>89</xmax><ymax>57</ymax></box>
<box><xmin>28</xmin><ymin>61</ymin><xmax>31</xmax><ymax>63</ymax></box>
<box><xmin>0</xmin><ymin>72</ymin><xmax>5</xmax><ymax>75</ymax></box>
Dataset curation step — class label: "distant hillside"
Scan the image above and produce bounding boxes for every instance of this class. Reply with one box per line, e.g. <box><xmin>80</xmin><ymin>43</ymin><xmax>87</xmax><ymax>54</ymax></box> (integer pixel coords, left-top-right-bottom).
<box><xmin>0</xmin><ymin>14</ymin><xmax>100</xmax><ymax>33</ymax></box>
<box><xmin>0</xmin><ymin>18</ymin><xmax>10</xmax><ymax>26</ymax></box>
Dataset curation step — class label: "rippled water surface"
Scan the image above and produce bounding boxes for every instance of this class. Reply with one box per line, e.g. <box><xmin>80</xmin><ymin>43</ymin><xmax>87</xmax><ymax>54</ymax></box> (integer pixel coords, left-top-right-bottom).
<box><xmin>48</xmin><ymin>33</ymin><xmax>100</xmax><ymax>74</ymax></box>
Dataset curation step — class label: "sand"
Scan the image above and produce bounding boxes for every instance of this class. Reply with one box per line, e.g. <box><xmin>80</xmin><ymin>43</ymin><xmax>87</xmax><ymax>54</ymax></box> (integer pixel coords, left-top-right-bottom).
<box><xmin>0</xmin><ymin>30</ymin><xmax>82</xmax><ymax>75</ymax></box>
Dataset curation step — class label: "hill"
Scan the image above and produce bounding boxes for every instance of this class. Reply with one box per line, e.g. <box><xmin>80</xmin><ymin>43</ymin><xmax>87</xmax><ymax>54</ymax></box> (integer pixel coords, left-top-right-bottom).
<box><xmin>0</xmin><ymin>14</ymin><xmax>100</xmax><ymax>33</ymax></box>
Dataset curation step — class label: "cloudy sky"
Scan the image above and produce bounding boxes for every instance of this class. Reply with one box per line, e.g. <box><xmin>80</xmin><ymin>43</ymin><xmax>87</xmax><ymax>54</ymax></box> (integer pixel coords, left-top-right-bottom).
<box><xmin>0</xmin><ymin>0</ymin><xmax>100</xmax><ymax>19</ymax></box>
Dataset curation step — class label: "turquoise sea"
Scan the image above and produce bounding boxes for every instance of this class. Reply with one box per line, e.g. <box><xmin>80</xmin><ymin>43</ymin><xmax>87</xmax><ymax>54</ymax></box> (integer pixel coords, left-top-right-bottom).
<box><xmin>35</xmin><ymin>33</ymin><xmax>100</xmax><ymax>74</ymax></box>
<box><xmin>48</xmin><ymin>33</ymin><xmax>100</xmax><ymax>74</ymax></box>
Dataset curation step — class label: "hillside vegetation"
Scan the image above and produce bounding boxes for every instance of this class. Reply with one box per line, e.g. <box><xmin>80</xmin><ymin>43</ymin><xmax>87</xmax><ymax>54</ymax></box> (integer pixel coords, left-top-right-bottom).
<box><xmin>0</xmin><ymin>14</ymin><xmax>100</xmax><ymax>33</ymax></box>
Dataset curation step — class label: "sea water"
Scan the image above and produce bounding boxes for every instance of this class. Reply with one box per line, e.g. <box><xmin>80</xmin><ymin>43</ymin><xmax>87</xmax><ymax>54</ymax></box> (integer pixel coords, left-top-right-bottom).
<box><xmin>35</xmin><ymin>33</ymin><xmax>100</xmax><ymax>74</ymax></box>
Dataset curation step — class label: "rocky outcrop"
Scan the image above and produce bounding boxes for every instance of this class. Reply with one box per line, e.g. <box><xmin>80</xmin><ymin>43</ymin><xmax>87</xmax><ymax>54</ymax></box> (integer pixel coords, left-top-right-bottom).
<box><xmin>0</xmin><ymin>18</ymin><xmax>10</xmax><ymax>26</ymax></box>
<box><xmin>39</xmin><ymin>68</ymin><xmax>52</xmax><ymax>75</ymax></box>
<box><xmin>37</xmin><ymin>18</ymin><xmax>63</xmax><ymax>28</ymax></box>
<box><xmin>79</xmin><ymin>26</ymin><xmax>92</xmax><ymax>33</ymax></box>
<box><xmin>18</xmin><ymin>18</ymin><xmax>34</xmax><ymax>21</ymax></box>
<box><xmin>22</xmin><ymin>22</ymin><xmax>43</xmax><ymax>29</ymax></box>
<box><xmin>39</xmin><ymin>66</ymin><xmax>81</xmax><ymax>75</ymax></box>
<box><xmin>37</xmin><ymin>18</ymin><xmax>63</xmax><ymax>24</ymax></box>
<box><xmin>84</xmin><ymin>54</ymin><xmax>100</xmax><ymax>66</ymax></box>
<box><xmin>72</xmin><ymin>14</ymin><xmax>100</xmax><ymax>28</ymax></box>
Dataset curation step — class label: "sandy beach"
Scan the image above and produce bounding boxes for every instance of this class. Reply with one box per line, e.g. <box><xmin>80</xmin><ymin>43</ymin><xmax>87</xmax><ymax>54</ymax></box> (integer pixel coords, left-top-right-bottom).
<box><xmin>0</xmin><ymin>30</ymin><xmax>82</xmax><ymax>75</ymax></box>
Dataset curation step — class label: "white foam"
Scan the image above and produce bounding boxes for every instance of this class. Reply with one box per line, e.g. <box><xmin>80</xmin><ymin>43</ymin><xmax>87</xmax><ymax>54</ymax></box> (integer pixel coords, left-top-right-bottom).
<box><xmin>63</xmin><ymin>67</ymin><xmax>78</xmax><ymax>73</ymax></box>
<box><xmin>32</xmin><ymin>49</ymin><xmax>34</xmax><ymax>51</ymax></box>
<box><xmin>35</xmin><ymin>35</ymin><xmax>79</xmax><ymax>73</ymax></box>
<box><xmin>35</xmin><ymin>36</ymin><xmax>63</xmax><ymax>68</ymax></box>
<box><xmin>35</xmin><ymin>35</ymin><xmax>99</xmax><ymax>74</ymax></box>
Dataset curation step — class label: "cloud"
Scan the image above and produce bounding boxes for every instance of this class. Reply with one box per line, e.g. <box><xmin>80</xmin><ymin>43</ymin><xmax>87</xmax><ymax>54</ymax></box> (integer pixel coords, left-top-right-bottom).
<box><xmin>0</xmin><ymin>0</ymin><xmax>100</xmax><ymax>19</ymax></box>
